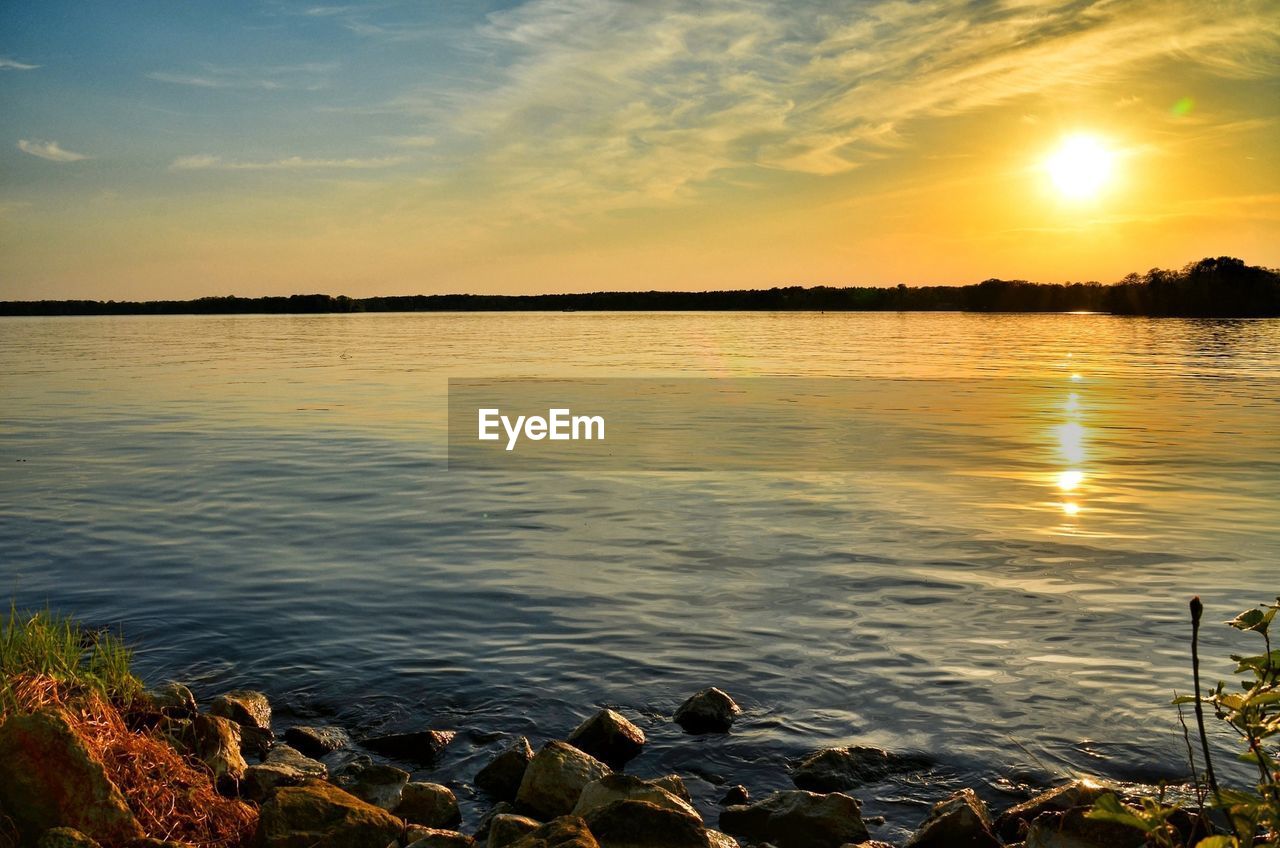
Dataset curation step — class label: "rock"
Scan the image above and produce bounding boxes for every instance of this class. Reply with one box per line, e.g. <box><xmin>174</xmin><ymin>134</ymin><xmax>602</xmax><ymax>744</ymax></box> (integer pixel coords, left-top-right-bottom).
<box><xmin>703</xmin><ymin>833</ymin><xmax>739</xmax><ymax>848</ymax></box>
<box><xmin>791</xmin><ymin>746</ymin><xmax>932</xmax><ymax>792</ymax></box>
<box><xmin>285</xmin><ymin>725</ymin><xmax>352</xmax><ymax>758</ymax></box>
<box><xmin>38</xmin><ymin>828</ymin><xmax>102</xmax><ymax>848</ymax></box>
<box><xmin>719</xmin><ymin>790</ymin><xmax>869</xmax><ymax>848</ymax></box>
<box><xmin>240</xmin><ymin>725</ymin><xmax>276</xmax><ymax>759</ymax></box>
<box><xmin>839</xmin><ymin>843</ymin><xmax>895</xmax><ymax>848</ymax></box>
<box><xmin>571</xmin><ymin>774</ymin><xmax>699</xmax><ymax>820</ymax></box>
<box><xmin>719</xmin><ymin>786</ymin><xmax>749</xmax><ymax>807</ymax></box>
<box><xmin>211</xmin><ymin>689</ymin><xmax>273</xmax><ymax>731</ymax></box>
<box><xmin>396</xmin><ymin>783</ymin><xmax>462</xmax><ymax>829</ymax></box>
<box><xmin>243</xmin><ymin>745</ymin><xmax>329</xmax><ymax>801</ymax></box>
<box><xmin>0</xmin><ymin>709</ymin><xmax>144</xmax><ymax>845</ymax></box>
<box><xmin>404</xmin><ymin>831</ymin><xmax>475</xmax><ymax>848</ymax></box>
<box><xmin>1024</xmin><ymin>807</ymin><xmax>1145</xmax><ymax>848</ymax></box>
<box><xmin>516</xmin><ymin>741</ymin><xmax>612</xmax><ymax>819</ymax></box>
<box><xmin>474</xmin><ymin>802</ymin><xmax>518</xmax><ymax>841</ymax></box>
<box><xmin>252</xmin><ymin>779</ymin><xmax>403</xmax><ymax>848</ymax></box>
<box><xmin>143</xmin><ymin>682</ymin><xmax>198</xmax><ymax>717</ymax></box>
<box><xmin>476</xmin><ymin>737</ymin><xmax>536</xmax><ymax>801</ymax></box>
<box><xmin>332</xmin><ymin>760</ymin><xmax>410</xmax><ymax>810</ymax></box>
<box><xmin>486</xmin><ymin>813</ymin><xmax>541</xmax><ymax>847</ymax></box>
<box><xmin>505</xmin><ymin>817</ymin><xmax>599</xmax><ymax>848</ymax></box>
<box><xmin>995</xmin><ymin>780</ymin><xmax>1109</xmax><ymax>842</ymax></box>
<box><xmin>566</xmin><ymin>710</ymin><xmax>646</xmax><ymax>769</ymax></box>
<box><xmin>673</xmin><ymin>689</ymin><xmax>740</xmax><ymax>734</ymax></box>
<box><xmin>362</xmin><ymin>729</ymin><xmax>456</xmax><ymax>763</ymax></box>
<box><xmin>904</xmin><ymin>788</ymin><xmax>998</xmax><ymax>848</ymax></box>
<box><xmin>166</xmin><ymin>713</ymin><xmax>249</xmax><ymax>793</ymax></box>
<box><xmin>652</xmin><ymin>775</ymin><xmax>692</xmax><ymax>804</ymax></box>
<box><xmin>582</xmin><ymin>800</ymin><xmax>713</xmax><ymax>848</ymax></box>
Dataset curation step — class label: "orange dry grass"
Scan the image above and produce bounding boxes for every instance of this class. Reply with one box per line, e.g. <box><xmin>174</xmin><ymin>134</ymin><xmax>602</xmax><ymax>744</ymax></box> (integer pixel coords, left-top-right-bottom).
<box><xmin>9</xmin><ymin>674</ymin><xmax>258</xmax><ymax>848</ymax></box>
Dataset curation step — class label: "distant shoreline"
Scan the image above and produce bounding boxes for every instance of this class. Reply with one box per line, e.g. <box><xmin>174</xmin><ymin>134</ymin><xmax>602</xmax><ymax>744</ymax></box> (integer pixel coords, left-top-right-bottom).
<box><xmin>4</xmin><ymin>256</ymin><xmax>1278</xmax><ymax>318</ymax></box>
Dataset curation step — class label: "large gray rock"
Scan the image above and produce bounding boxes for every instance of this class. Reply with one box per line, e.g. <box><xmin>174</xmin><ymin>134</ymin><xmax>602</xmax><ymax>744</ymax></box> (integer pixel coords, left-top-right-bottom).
<box><xmin>243</xmin><ymin>744</ymin><xmax>330</xmax><ymax>801</ymax></box>
<box><xmin>487</xmin><ymin>813</ymin><xmax>541</xmax><ymax>847</ymax></box>
<box><xmin>477</xmin><ymin>737</ymin><xmax>536</xmax><ymax>801</ymax></box>
<box><xmin>566</xmin><ymin>710</ymin><xmax>646</xmax><ymax>769</ymax></box>
<box><xmin>362</xmin><ymin>728</ymin><xmax>456</xmax><ymax>763</ymax></box>
<box><xmin>516</xmin><ymin>741</ymin><xmax>612</xmax><ymax>819</ymax></box>
<box><xmin>252</xmin><ymin>779</ymin><xmax>403</xmax><ymax>848</ymax></box>
<box><xmin>995</xmin><ymin>780</ymin><xmax>1110</xmax><ymax>842</ymax></box>
<box><xmin>396</xmin><ymin>782</ymin><xmax>462</xmax><ymax>829</ymax></box>
<box><xmin>505</xmin><ymin>816</ymin><xmax>599</xmax><ymax>847</ymax></box>
<box><xmin>571</xmin><ymin>774</ymin><xmax>699</xmax><ymax>820</ymax></box>
<box><xmin>266</xmin><ymin>743</ymin><xmax>328</xmax><ymax>778</ymax></box>
<box><xmin>210</xmin><ymin>689</ymin><xmax>272</xmax><ymax>731</ymax></box>
<box><xmin>404</xmin><ymin>831</ymin><xmax>475</xmax><ymax>848</ymax></box>
<box><xmin>583</xmin><ymin>800</ymin><xmax>711</xmax><ymax>848</ymax></box>
<box><xmin>0</xmin><ymin>710</ymin><xmax>145</xmax><ymax>846</ymax></box>
<box><xmin>284</xmin><ymin>725</ymin><xmax>351</xmax><ymax>758</ymax></box>
<box><xmin>673</xmin><ymin>689</ymin><xmax>740</xmax><ymax>734</ymax></box>
<box><xmin>791</xmin><ymin>746</ymin><xmax>932</xmax><ymax>792</ymax></box>
<box><xmin>719</xmin><ymin>790</ymin><xmax>869</xmax><ymax>848</ymax></box>
<box><xmin>474</xmin><ymin>802</ymin><xmax>518</xmax><ymax>841</ymax></box>
<box><xmin>333</xmin><ymin>760</ymin><xmax>410</xmax><ymax>810</ymax></box>
<box><xmin>904</xmin><ymin>788</ymin><xmax>998</xmax><ymax>848</ymax></box>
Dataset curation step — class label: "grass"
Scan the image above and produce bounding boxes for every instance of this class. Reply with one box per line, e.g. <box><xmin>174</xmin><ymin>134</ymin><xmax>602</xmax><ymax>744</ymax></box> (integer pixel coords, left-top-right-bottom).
<box><xmin>1</xmin><ymin>606</ymin><xmax>257</xmax><ymax>848</ymax></box>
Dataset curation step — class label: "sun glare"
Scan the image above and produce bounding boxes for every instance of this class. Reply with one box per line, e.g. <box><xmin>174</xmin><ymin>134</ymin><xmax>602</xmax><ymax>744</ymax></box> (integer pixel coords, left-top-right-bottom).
<box><xmin>1045</xmin><ymin>134</ymin><xmax>1116</xmax><ymax>200</ymax></box>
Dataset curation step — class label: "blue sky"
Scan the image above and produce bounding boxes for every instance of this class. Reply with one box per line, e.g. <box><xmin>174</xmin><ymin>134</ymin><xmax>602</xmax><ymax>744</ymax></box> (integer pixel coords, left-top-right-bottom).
<box><xmin>2</xmin><ymin>0</ymin><xmax>1278</xmax><ymax>297</ymax></box>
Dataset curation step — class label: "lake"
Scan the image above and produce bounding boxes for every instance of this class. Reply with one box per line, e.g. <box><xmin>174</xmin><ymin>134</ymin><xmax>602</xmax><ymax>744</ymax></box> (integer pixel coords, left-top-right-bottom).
<box><xmin>1</xmin><ymin>312</ymin><xmax>1277</xmax><ymax>839</ymax></box>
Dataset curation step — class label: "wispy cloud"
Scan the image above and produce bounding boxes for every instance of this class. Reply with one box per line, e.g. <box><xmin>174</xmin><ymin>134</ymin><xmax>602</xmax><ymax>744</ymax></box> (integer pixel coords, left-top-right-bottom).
<box><xmin>169</xmin><ymin>153</ymin><xmax>410</xmax><ymax>171</ymax></box>
<box><xmin>0</xmin><ymin>58</ymin><xmax>39</xmax><ymax>71</ymax></box>
<box><xmin>17</xmin><ymin>139</ymin><xmax>90</xmax><ymax>162</ymax></box>
<box><xmin>147</xmin><ymin>63</ymin><xmax>337</xmax><ymax>91</ymax></box>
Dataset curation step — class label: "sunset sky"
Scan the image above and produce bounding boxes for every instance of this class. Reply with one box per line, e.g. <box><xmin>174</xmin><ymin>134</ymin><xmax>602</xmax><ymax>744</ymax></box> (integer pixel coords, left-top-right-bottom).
<box><xmin>2</xmin><ymin>0</ymin><xmax>1278</xmax><ymax>299</ymax></box>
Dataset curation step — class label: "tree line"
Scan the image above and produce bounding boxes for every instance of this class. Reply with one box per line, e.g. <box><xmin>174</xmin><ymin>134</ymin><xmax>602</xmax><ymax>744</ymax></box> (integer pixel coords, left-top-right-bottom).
<box><xmin>3</xmin><ymin>256</ymin><xmax>1278</xmax><ymax>317</ymax></box>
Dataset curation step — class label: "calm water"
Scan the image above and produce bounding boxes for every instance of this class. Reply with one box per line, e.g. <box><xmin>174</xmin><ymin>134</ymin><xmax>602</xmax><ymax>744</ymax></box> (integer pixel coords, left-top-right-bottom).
<box><xmin>2</xmin><ymin>312</ymin><xmax>1278</xmax><ymax>838</ymax></box>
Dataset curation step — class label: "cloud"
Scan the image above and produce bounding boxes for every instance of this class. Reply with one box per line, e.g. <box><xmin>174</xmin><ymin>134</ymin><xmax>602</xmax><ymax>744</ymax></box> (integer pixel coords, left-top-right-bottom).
<box><xmin>170</xmin><ymin>154</ymin><xmax>410</xmax><ymax>171</ymax></box>
<box><xmin>17</xmin><ymin>139</ymin><xmax>90</xmax><ymax>162</ymax></box>
<box><xmin>0</xmin><ymin>58</ymin><xmax>39</xmax><ymax>71</ymax></box>
<box><xmin>147</xmin><ymin>63</ymin><xmax>337</xmax><ymax>91</ymax></box>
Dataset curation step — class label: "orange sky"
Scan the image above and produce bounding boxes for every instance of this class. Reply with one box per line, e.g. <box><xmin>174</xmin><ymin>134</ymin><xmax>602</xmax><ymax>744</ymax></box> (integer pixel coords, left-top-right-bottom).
<box><xmin>2</xmin><ymin>0</ymin><xmax>1278</xmax><ymax>298</ymax></box>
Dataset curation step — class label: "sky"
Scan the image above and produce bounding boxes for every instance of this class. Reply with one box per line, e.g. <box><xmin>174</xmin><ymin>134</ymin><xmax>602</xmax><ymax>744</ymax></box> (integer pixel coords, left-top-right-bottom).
<box><xmin>1</xmin><ymin>0</ymin><xmax>1278</xmax><ymax>299</ymax></box>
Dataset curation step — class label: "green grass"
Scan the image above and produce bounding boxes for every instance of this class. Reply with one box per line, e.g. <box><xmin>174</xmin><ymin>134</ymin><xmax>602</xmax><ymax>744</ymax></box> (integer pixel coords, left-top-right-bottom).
<box><xmin>1</xmin><ymin>604</ymin><xmax>141</xmax><ymax>714</ymax></box>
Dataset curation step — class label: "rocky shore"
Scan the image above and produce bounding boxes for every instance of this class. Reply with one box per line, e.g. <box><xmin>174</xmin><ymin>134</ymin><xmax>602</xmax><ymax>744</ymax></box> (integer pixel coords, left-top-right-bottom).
<box><xmin>0</xmin><ymin>678</ymin><xmax>1178</xmax><ymax>848</ymax></box>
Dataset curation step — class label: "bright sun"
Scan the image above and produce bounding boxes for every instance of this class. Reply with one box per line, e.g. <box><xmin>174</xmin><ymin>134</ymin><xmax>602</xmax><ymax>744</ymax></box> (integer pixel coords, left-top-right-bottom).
<box><xmin>1045</xmin><ymin>134</ymin><xmax>1116</xmax><ymax>200</ymax></box>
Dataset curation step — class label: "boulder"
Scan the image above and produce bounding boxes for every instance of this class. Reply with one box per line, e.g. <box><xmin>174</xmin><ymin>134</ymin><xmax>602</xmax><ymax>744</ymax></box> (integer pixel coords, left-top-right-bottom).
<box><xmin>571</xmin><ymin>774</ymin><xmax>699</xmax><ymax>820</ymax></box>
<box><xmin>486</xmin><ymin>813</ymin><xmax>540</xmax><ymax>847</ymax></box>
<box><xmin>673</xmin><ymin>689</ymin><xmax>740</xmax><ymax>734</ymax></box>
<box><xmin>332</xmin><ymin>760</ymin><xmax>410</xmax><ymax>810</ymax></box>
<box><xmin>362</xmin><ymin>729</ymin><xmax>456</xmax><ymax>763</ymax></box>
<box><xmin>719</xmin><ymin>786</ymin><xmax>749</xmax><ymax>807</ymax></box>
<box><xmin>903</xmin><ymin>788</ymin><xmax>998</xmax><ymax>848</ymax></box>
<box><xmin>1024</xmin><ymin>807</ymin><xmax>1145</xmax><ymax>848</ymax></box>
<box><xmin>652</xmin><ymin>775</ymin><xmax>692</xmax><ymax>804</ymax></box>
<box><xmin>167</xmin><ymin>713</ymin><xmax>249</xmax><ymax>792</ymax></box>
<box><xmin>566</xmin><ymin>710</ymin><xmax>645</xmax><ymax>770</ymax></box>
<box><xmin>476</xmin><ymin>737</ymin><xmax>536</xmax><ymax>801</ymax></box>
<box><xmin>791</xmin><ymin>746</ymin><xmax>932</xmax><ymax>792</ymax></box>
<box><xmin>210</xmin><ymin>689</ymin><xmax>273</xmax><ymax>731</ymax></box>
<box><xmin>285</xmin><ymin>725</ymin><xmax>351</xmax><ymax>758</ymax></box>
<box><xmin>404</xmin><ymin>831</ymin><xmax>475</xmax><ymax>848</ymax></box>
<box><xmin>581</xmin><ymin>800</ymin><xmax>711</xmax><ymax>848</ymax></box>
<box><xmin>142</xmin><ymin>682</ymin><xmax>198</xmax><ymax>717</ymax></box>
<box><xmin>506</xmin><ymin>817</ymin><xmax>599</xmax><ymax>848</ymax></box>
<box><xmin>719</xmin><ymin>790</ymin><xmax>869</xmax><ymax>848</ymax></box>
<box><xmin>516</xmin><ymin>741</ymin><xmax>611</xmax><ymax>819</ymax></box>
<box><xmin>243</xmin><ymin>744</ymin><xmax>329</xmax><ymax>801</ymax></box>
<box><xmin>703</xmin><ymin>833</ymin><xmax>739</xmax><ymax>848</ymax></box>
<box><xmin>252</xmin><ymin>779</ymin><xmax>403</xmax><ymax>848</ymax></box>
<box><xmin>37</xmin><ymin>828</ymin><xmax>102</xmax><ymax>848</ymax></box>
<box><xmin>0</xmin><ymin>710</ymin><xmax>144</xmax><ymax>845</ymax></box>
<box><xmin>474</xmin><ymin>802</ymin><xmax>517</xmax><ymax>841</ymax></box>
<box><xmin>995</xmin><ymin>780</ymin><xmax>1109</xmax><ymax>842</ymax></box>
<box><xmin>395</xmin><ymin>783</ymin><xmax>462</xmax><ymax>829</ymax></box>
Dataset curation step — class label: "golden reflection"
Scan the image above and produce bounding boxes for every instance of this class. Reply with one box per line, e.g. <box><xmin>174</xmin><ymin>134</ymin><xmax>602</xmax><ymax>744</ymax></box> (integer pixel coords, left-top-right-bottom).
<box><xmin>1050</xmin><ymin>362</ymin><xmax>1088</xmax><ymax>523</ymax></box>
<box><xmin>1057</xmin><ymin>469</ymin><xmax>1084</xmax><ymax>491</ymax></box>
<box><xmin>1061</xmin><ymin>501</ymin><xmax>1081</xmax><ymax>516</ymax></box>
<box><xmin>1055</xmin><ymin>421</ymin><xmax>1085</xmax><ymax>465</ymax></box>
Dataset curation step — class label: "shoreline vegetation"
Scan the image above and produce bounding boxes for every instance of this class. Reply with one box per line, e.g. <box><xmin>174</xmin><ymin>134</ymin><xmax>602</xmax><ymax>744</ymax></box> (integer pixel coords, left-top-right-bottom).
<box><xmin>3</xmin><ymin>257</ymin><xmax>1279</xmax><ymax>319</ymax></box>
<box><xmin>1</xmin><ymin>601</ymin><xmax>1276</xmax><ymax>848</ymax></box>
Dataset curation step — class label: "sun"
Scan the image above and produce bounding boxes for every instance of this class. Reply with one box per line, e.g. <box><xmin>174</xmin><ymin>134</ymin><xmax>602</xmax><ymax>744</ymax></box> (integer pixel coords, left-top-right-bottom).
<box><xmin>1045</xmin><ymin>134</ymin><xmax>1116</xmax><ymax>200</ymax></box>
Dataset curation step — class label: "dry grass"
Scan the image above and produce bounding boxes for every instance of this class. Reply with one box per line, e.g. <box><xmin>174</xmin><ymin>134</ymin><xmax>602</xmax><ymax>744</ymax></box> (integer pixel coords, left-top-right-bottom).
<box><xmin>10</xmin><ymin>674</ymin><xmax>258</xmax><ymax>848</ymax></box>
